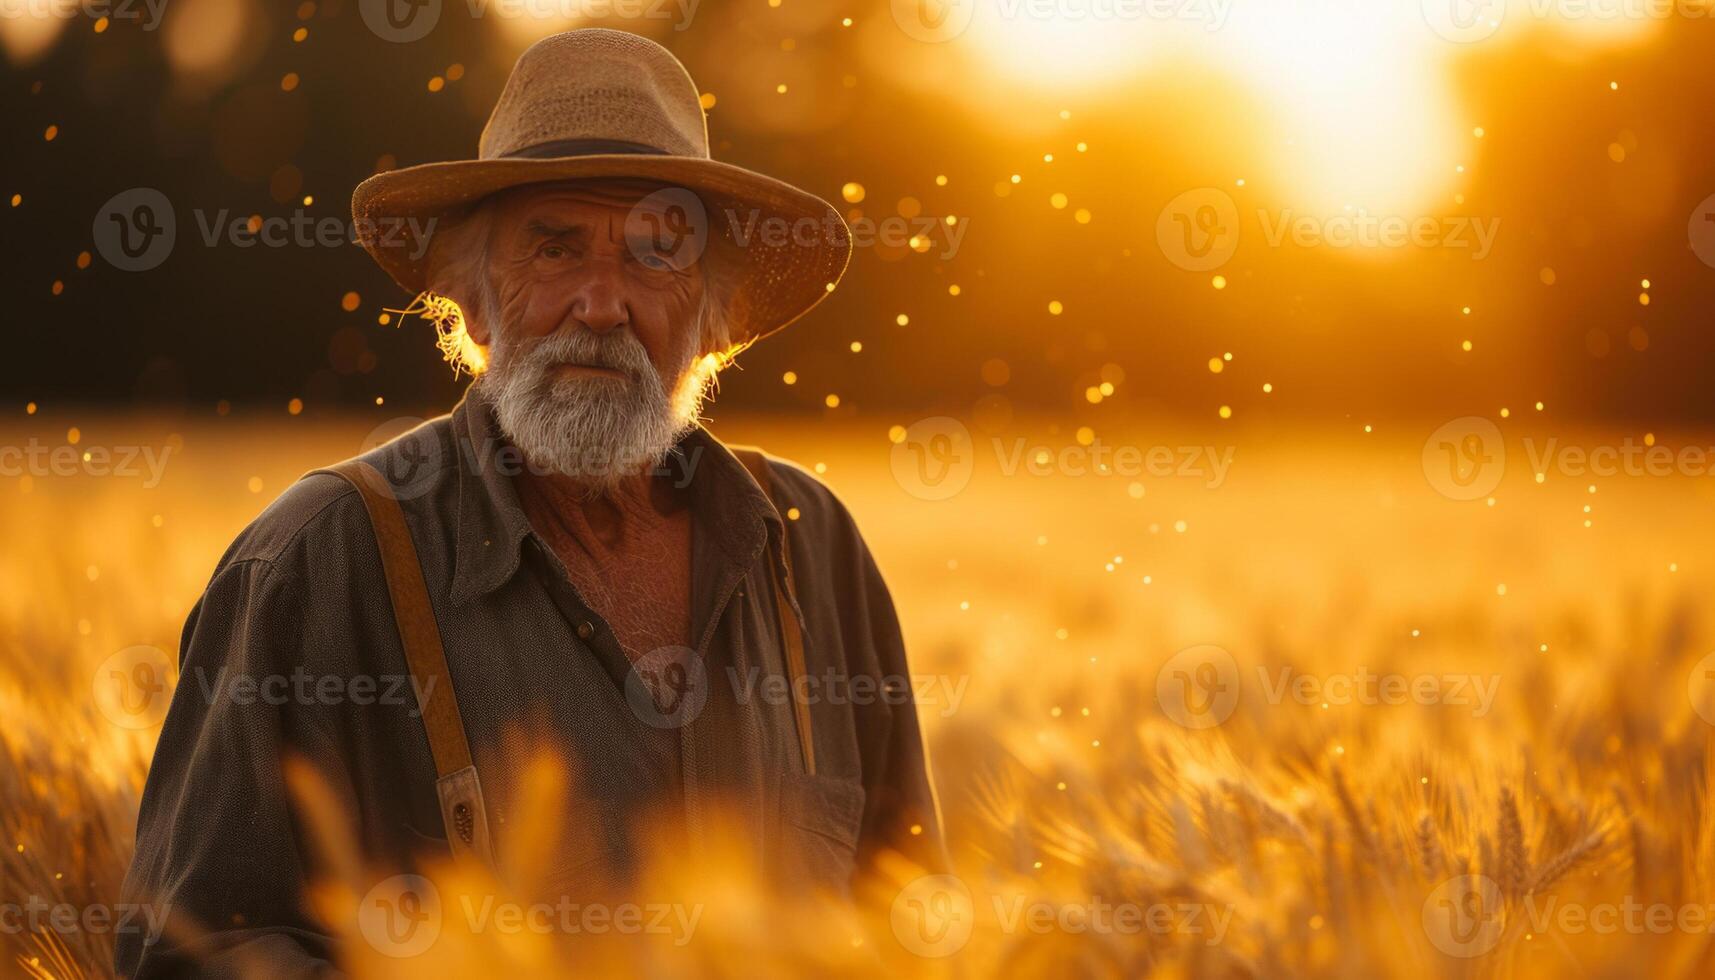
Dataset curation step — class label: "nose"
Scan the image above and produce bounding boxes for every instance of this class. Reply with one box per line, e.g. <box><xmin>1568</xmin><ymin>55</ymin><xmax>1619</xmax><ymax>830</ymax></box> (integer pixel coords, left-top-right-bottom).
<box><xmin>566</xmin><ymin>265</ymin><xmax>629</xmax><ymax>335</ymax></box>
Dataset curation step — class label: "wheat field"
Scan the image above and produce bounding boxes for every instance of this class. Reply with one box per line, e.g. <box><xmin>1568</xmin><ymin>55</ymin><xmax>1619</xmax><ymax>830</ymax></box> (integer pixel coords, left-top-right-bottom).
<box><xmin>4</xmin><ymin>411</ymin><xmax>1714</xmax><ymax>978</ymax></box>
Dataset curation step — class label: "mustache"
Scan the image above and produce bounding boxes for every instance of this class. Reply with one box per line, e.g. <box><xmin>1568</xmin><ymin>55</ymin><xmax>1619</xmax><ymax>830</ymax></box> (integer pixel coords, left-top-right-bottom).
<box><xmin>503</xmin><ymin>328</ymin><xmax>657</xmax><ymax>384</ymax></box>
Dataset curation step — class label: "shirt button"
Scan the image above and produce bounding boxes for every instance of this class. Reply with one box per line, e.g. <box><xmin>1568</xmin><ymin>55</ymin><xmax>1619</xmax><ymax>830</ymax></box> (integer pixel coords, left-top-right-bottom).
<box><xmin>575</xmin><ymin>620</ymin><xmax>595</xmax><ymax>640</ymax></box>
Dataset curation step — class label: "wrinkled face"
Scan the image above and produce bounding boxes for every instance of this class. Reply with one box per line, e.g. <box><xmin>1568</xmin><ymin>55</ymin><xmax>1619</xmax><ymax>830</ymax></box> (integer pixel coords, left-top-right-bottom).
<box><xmin>468</xmin><ymin>180</ymin><xmax>715</xmax><ymax>488</ymax></box>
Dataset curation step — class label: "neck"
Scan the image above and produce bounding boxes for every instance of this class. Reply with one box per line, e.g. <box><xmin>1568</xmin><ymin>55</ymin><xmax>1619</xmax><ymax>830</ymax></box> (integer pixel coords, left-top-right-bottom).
<box><xmin>513</xmin><ymin>458</ymin><xmax>684</xmax><ymax>549</ymax></box>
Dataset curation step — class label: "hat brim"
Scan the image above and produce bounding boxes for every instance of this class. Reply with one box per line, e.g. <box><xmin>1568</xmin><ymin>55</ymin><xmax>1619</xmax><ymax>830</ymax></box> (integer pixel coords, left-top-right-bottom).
<box><xmin>351</xmin><ymin>154</ymin><xmax>852</xmax><ymax>347</ymax></box>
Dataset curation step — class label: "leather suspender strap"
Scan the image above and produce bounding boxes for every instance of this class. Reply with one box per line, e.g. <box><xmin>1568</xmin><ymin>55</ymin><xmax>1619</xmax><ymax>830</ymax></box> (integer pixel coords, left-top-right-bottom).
<box><xmin>731</xmin><ymin>448</ymin><xmax>817</xmax><ymax>777</ymax></box>
<box><xmin>322</xmin><ymin>459</ymin><xmax>495</xmax><ymax>867</ymax></box>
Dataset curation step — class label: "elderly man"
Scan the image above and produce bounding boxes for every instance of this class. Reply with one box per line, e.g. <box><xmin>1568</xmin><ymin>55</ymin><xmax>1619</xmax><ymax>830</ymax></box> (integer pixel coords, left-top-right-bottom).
<box><xmin>118</xmin><ymin>29</ymin><xmax>946</xmax><ymax>976</ymax></box>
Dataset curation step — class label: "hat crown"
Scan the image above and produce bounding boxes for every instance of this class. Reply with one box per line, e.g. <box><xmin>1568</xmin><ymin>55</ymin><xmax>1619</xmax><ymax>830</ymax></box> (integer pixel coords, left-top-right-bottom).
<box><xmin>478</xmin><ymin>29</ymin><xmax>708</xmax><ymax>161</ymax></box>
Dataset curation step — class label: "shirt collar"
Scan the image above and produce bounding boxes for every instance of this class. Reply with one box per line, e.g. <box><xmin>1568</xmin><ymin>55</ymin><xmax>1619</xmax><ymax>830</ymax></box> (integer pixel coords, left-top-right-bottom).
<box><xmin>447</xmin><ymin>385</ymin><xmax>782</xmax><ymax>606</ymax></box>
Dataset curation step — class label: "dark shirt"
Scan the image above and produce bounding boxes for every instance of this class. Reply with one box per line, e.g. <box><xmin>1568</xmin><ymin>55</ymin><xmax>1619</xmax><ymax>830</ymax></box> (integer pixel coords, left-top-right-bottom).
<box><xmin>116</xmin><ymin>388</ymin><xmax>948</xmax><ymax>977</ymax></box>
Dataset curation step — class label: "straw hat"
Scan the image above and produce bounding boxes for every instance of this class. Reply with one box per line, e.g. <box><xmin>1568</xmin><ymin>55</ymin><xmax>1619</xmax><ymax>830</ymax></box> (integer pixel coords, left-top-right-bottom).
<box><xmin>351</xmin><ymin>29</ymin><xmax>851</xmax><ymax>346</ymax></box>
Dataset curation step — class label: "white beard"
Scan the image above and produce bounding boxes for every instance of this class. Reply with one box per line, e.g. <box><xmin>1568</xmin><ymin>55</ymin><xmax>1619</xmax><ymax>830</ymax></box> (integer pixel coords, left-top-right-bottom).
<box><xmin>478</xmin><ymin>325</ymin><xmax>705</xmax><ymax>493</ymax></box>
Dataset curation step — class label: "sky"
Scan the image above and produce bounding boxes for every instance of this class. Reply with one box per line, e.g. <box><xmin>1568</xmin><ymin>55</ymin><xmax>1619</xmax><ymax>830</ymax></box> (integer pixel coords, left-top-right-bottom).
<box><xmin>5</xmin><ymin>0</ymin><xmax>1715</xmax><ymax>424</ymax></box>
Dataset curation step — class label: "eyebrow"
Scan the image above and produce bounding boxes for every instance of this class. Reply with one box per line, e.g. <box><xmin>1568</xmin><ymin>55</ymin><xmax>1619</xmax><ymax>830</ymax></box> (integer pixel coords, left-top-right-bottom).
<box><xmin>521</xmin><ymin>219</ymin><xmax>590</xmax><ymax>244</ymax></box>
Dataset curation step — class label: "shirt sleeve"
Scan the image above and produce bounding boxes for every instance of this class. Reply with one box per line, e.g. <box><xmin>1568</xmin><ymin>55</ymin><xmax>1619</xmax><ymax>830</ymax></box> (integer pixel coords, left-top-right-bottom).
<box><xmin>116</xmin><ymin>555</ymin><xmax>351</xmax><ymax>979</ymax></box>
<box><xmin>844</xmin><ymin>523</ymin><xmax>954</xmax><ymax>879</ymax></box>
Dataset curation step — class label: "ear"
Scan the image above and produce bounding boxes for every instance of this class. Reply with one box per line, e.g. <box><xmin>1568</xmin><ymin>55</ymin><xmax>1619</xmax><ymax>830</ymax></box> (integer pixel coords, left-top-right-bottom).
<box><xmin>422</xmin><ymin>207</ymin><xmax>494</xmax><ymax>347</ymax></box>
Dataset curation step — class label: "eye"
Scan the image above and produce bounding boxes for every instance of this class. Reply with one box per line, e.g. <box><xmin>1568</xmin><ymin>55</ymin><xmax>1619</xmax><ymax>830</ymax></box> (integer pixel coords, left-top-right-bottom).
<box><xmin>540</xmin><ymin>242</ymin><xmax>573</xmax><ymax>261</ymax></box>
<box><xmin>637</xmin><ymin>251</ymin><xmax>672</xmax><ymax>271</ymax></box>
